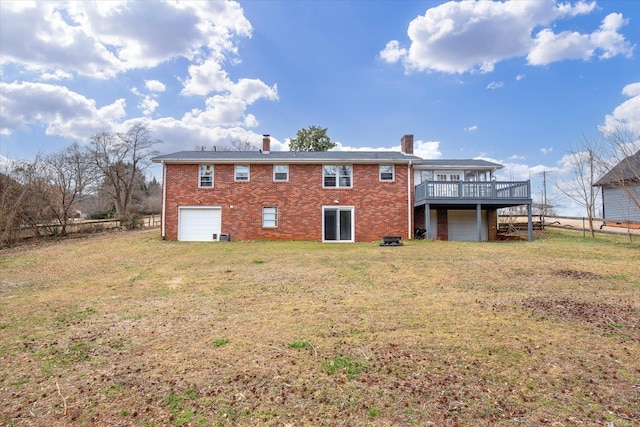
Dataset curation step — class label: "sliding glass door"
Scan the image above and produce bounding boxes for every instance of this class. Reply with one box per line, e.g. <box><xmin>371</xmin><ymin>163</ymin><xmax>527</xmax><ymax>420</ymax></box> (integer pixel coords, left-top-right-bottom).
<box><xmin>323</xmin><ymin>207</ymin><xmax>354</xmax><ymax>242</ymax></box>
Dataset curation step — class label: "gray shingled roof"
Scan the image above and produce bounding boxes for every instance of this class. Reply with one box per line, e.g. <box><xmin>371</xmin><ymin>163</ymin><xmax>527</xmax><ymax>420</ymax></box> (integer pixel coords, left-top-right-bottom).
<box><xmin>152</xmin><ymin>150</ymin><xmax>422</xmax><ymax>163</ymax></box>
<box><xmin>414</xmin><ymin>159</ymin><xmax>503</xmax><ymax>170</ymax></box>
<box><xmin>594</xmin><ymin>151</ymin><xmax>640</xmax><ymax>186</ymax></box>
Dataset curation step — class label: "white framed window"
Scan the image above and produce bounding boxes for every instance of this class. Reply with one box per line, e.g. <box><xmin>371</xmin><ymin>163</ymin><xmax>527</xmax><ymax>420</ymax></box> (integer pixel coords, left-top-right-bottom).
<box><xmin>262</xmin><ymin>206</ymin><xmax>278</xmax><ymax>227</ymax></box>
<box><xmin>450</xmin><ymin>174</ymin><xmax>461</xmax><ymax>181</ymax></box>
<box><xmin>199</xmin><ymin>165</ymin><xmax>214</xmax><ymax>188</ymax></box>
<box><xmin>273</xmin><ymin>164</ymin><xmax>289</xmax><ymax>182</ymax></box>
<box><xmin>235</xmin><ymin>164</ymin><xmax>250</xmax><ymax>182</ymax></box>
<box><xmin>323</xmin><ymin>165</ymin><xmax>352</xmax><ymax>188</ymax></box>
<box><xmin>379</xmin><ymin>165</ymin><xmax>394</xmax><ymax>182</ymax></box>
<box><xmin>437</xmin><ymin>174</ymin><xmax>447</xmax><ymax>181</ymax></box>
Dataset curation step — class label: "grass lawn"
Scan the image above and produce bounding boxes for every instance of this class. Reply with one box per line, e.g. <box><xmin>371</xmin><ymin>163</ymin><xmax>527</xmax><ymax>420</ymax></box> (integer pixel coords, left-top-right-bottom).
<box><xmin>1</xmin><ymin>229</ymin><xmax>639</xmax><ymax>426</ymax></box>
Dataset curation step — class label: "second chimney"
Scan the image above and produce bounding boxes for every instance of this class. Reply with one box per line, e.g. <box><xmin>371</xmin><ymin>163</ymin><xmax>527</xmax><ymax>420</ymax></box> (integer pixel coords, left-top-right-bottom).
<box><xmin>401</xmin><ymin>134</ymin><xmax>414</xmax><ymax>155</ymax></box>
<box><xmin>262</xmin><ymin>135</ymin><xmax>271</xmax><ymax>153</ymax></box>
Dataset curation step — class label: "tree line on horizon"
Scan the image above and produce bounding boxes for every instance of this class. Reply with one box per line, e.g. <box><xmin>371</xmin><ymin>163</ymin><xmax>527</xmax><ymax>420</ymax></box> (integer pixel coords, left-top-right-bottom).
<box><xmin>0</xmin><ymin>124</ymin><xmax>161</xmax><ymax>245</ymax></box>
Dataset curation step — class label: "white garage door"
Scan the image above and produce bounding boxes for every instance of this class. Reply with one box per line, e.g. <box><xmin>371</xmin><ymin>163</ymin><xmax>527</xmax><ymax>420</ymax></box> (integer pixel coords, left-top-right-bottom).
<box><xmin>449</xmin><ymin>210</ymin><xmax>487</xmax><ymax>241</ymax></box>
<box><xmin>178</xmin><ymin>207</ymin><xmax>222</xmax><ymax>241</ymax></box>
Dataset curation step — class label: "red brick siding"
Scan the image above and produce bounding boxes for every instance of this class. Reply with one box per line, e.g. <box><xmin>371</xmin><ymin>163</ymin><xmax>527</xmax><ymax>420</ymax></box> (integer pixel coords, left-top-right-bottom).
<box><xmin>163</xmin><ymin>163</ymin><xmax>411</xmax><ymax>242</ymax></box>
<box><xmin>436</xmin><ymin>209</ymin><xmax>448</xmax><ymax>240</ymax></box>
<box><xmin>487</xmin><ymin>208</ymin><xmax>497</xmax><ymax>241</ymax></box>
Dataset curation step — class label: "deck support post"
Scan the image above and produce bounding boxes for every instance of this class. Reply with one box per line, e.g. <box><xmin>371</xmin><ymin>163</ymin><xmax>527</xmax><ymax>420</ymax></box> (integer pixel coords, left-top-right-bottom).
<box><xmin>527</xmin><ymin>202</ymin><xmax>533</xmax><ymax>241</ymax></box>
<box><xmin>477</xmin><ymin>204</ymin><xmax>482</xmax><ymax>242</ymax></box>
<box><xmin>425</xmin><ymin>203</ymin><xmax>431</xmax><ymax>240</ymax></box>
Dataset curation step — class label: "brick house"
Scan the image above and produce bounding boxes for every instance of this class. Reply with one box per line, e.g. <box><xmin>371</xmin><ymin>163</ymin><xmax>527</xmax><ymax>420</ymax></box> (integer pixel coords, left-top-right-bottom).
<box><xmin>152</xmin><ymin>135</ymin><xmax>421</xmax><ymax>242</ymax></box>
<box><xmin>152</xmin><ymin>134</ymin><xmax>533</xmax><ymax>242</ymax></box>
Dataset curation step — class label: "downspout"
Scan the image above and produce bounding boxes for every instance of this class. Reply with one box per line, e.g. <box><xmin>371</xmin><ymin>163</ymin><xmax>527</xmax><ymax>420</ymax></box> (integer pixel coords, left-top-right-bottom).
<box><xmin>161</xmin><ymin>160</ymin><xmax>167</xmax><ymax>240</ymax></box>
<box><xmin>407</xmin><ymin>161</ymin><xmax>413</xmax><ymax>240</ymax></box>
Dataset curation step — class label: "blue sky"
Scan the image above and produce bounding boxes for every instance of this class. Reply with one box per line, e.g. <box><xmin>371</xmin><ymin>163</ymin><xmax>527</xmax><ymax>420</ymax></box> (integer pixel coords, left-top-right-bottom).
<box><xmin>1</xmin><ymin>0</ymin><xmax>638</xmax><ymax>215</ymax></box>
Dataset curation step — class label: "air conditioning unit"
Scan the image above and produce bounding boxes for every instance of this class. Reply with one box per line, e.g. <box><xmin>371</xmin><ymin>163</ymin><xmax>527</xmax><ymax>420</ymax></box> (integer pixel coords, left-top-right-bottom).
<box><xmin>219</xmin><ymin>233</ymin><xmax>230</xmax><ymax>242</ymax></box>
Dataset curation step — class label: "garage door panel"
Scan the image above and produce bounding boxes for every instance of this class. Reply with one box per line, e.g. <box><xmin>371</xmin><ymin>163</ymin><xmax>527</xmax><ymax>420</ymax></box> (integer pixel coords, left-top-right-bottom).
<box><xmin>178</xmin><ymin>207</ymin><xmax>221</xmax><ymax>241</ymax></box>
<box><xmin>449</xmin><ymin>210</ymin><xmax>487</xmax><ymax>241</ymax></box>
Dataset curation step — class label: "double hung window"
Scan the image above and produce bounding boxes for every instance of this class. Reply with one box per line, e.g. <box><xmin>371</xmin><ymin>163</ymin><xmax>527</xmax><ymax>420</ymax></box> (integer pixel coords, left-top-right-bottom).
<box><xmin>323</xmin><ymin>165</ymin><xmax>352</xmax><ymax>188</ymax></box>
<box><xmin>273</xmin><ymin>165</ymin><xmax>289</xmax><ymax>181</ymax></box>
<box><xmin>379</xmin><ymin>165</ymin><xmax>394</xmax><ymax>182</ymax></box>
<box><xmin>199</xmin><ymin>165</ymin><xmax>214</xmax><ymax>188</ymax></box>
<box><xmin>235</xmin><ymin>165</ymin><xmax>250</xmax><ymax>181</ymax></box>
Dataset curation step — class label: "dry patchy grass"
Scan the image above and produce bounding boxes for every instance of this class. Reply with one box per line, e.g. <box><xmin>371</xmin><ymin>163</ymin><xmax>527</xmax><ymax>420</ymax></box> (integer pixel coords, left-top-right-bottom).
<box><xmin>1</xmin><ymin>229</ymin><xmax>639</xmax><ymax>426</ymax></box>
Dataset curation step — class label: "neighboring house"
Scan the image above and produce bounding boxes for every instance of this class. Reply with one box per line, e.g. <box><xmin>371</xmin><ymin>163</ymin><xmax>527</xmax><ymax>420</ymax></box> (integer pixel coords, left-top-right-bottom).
<box><xmin>152</xmin><ymin>134</ymin><xmax>533</xmax><ymax>242</ymax></box>
<box><xmin>594</xmin><ymin>151</ymin><xmax>640</xmax><ymax>224</ymax></box>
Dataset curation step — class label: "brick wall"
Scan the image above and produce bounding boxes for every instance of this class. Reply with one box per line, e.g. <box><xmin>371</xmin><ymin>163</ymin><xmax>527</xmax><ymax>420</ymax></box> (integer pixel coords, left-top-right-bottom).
<box><xmin>163</xmin><ymin>162</ymin><xmax>411</xmax><ymax>242</ymax></box>
<box><xmin>436</xmin><ymin>209</ymin><xmax>448</xmax><ymax>240</ymax></box>
<box><xmin>487</xmin><ymin>208</ymin><xmax>498</xmax><ymax>241</ymax></box>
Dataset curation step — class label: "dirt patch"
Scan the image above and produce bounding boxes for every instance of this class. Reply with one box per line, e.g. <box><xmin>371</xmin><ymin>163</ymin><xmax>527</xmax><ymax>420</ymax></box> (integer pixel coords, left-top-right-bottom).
<box><xmin>553</xmin><ymin>269</ymin><xmax>606</xmax><ymax>280</ymax></box>
<box><xmin>522</xmin><ymin>297</ymin><xmax>640</xmax><ymax>341</ymax></box>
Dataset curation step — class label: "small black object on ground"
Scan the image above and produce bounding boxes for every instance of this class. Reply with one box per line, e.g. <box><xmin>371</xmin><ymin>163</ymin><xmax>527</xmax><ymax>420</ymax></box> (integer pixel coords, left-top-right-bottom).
<box><xmin>380</xmin><ymin>235</ymin><xmax>403</xmax><ymax>246</ymax></box>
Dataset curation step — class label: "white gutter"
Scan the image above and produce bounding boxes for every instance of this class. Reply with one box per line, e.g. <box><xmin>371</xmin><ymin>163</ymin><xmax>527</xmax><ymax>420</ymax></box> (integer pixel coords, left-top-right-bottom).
<box><xmin>407</xmin><ymin>161</ymin><xmax>412</xmax><ymax>240</ymax></box>
<box><xmin>161</xmin><ymin>161</ymin><xmax>166</xmax><ymax>239</ymax></box>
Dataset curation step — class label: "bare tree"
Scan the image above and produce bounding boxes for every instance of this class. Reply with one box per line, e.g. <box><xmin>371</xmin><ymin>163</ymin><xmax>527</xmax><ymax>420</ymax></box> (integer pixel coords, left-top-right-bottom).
<box><xmin>42</xmin><ymin>143</ymin><xmax>95</xmax><ymax>235</ymax></box>
<box><xmin>230</xmin><ymin>138</ymin><xmax>259</xmax><ymax>151</ymax></box>
<box><xmin>194</xmin><ymin>138</ymin><xmax>258</xmax><ymax>152</ymax></box>
<box><xmin>0</xmin><ymin>163</ymin><xmax>29</xmax><ymax>244</ymax></box>
<box><xmin>0</xmin><ymin>157</ymin><xmax>50</xmax><ymax>244</ymax></box>
<box><xmin>89</xmin><ymin>124</ymin><xmax>160</xmax><ymax>227</ymax></box>
<box><xmin>556</xmin><ymin>134</ymin><xmax>606</xmax><ymax>237</ymax></box>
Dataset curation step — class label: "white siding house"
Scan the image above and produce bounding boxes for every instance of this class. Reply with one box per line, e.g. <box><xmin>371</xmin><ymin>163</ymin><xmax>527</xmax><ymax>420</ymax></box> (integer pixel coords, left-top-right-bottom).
<box><xmin>594</xmin><ymin>151</ymin><xmax>640</xmax><ymax>224</ymax></box>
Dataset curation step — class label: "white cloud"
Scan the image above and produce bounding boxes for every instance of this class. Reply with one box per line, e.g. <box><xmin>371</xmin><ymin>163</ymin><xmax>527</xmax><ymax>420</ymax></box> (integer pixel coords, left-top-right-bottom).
<box><xmin>182</xmin><ymin>95</ymin><xmax>253</xmax><ymax>128</ymax></box>
<box><xmin>380</xmin><ymin>0</ymin><xmax>632</xmax><ymax>74</ymax></box>
<box><xmin>516</xmin><ymin>74</ymin><xmax>526</xmax><ymax>81</ymax></box>
<box><xmin>181</xmin><ymin>58</ymin><xmax>233</xmax><ymax>96</ymax></box>
<box><xmin>230</xmin><ymin>79</ymin><xmax>278</xmax><ymax>105</ymax></box>
<box><xmin>129</xmin><ymin>117</ymin><xmax>281</xmax><ymax>154</ymax></box>
<box><xmin>379</xmin><ymin>40</ymin><xmax>408</xmax><ymax>64</ymax></box>
<box><xmin>331</xmin><ymin>139</ymin><xmax>441</xmax><ymax>159</ymax></box>
<box><xmin>527</xmin><ymin>12</ymin><xmax>633</xmax><ymax>65</ymax></box>
<box><xmin>486</xmin><ymin>81</ymin><xmax>504</xmax><ymax>90</ymax></box>
<box><xmin>465</xmin><ymin>125</ymin><xmax>479</xmax><ymax>132</ymax></box>
<box><xmin>138</xmin><ymin>96</ymin><xmax>159</xmax><ymax>117</ymax></box>
<box><xmin>40</xmin><ymin>69</ymin><xmax>73</xmax><ymax>81</ymax></box>
<box><xmin>600</xmin><ymin>82</ymin><xmax>640</xmax><ymax>135</ymax></box>
<box><xmin>145</xmin><ymin>80</ymin><xmax>166</xmax><ymax>93</ymax></box>
<box><xmin>0</xmin><ymin>1</ymin><xmax>252</xmax><ymax>78</ymax></box>
<box><xmin>0</xmin><ymin>81</ymin><xmax>126</xmax><ymax>138</ymax></box>
<box><xmin>540</xmin><ymin>147</ymin><xmax>553</xmax><ymax>155</ymax></box>
<box><xmin>0</xmin><ymin>1</ymin><xmax>279</xmax><ymax>148</ymax></box>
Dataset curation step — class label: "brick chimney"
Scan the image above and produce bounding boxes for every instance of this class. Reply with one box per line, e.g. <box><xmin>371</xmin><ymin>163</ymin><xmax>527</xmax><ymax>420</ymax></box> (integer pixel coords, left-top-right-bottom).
<box><xmin>262</xmin><ymin>134</ymin><xmax>270</xmax><ymax>153</ymax></box>
<box><xmin>401</xmin><ymin>134</ymin><xmax>414</xmax><ymax>154</ymax></box>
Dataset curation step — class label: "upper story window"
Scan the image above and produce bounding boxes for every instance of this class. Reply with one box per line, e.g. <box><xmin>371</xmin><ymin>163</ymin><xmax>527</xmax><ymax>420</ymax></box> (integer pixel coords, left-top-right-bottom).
<box><xmin>436</xmin><ymin>174</ymin><xmax>447</xmax><ymax>181</ymax></box>
<box><xmin>235</xmin><ymin>164</ymin><xmax>250</xmax><ymax>182</ymax></box>
<box><xmin>450</xmin><ymin>174</ymin><xmax>461</xmax><ymax>181</ymax></box>
<box><xmin>273</xmin><ymin>165</ymin><xmax>289</xmax><ymax>182</ymax></box>
<box><xmin>323</xmin><ymin>165</ymin><xmax>352</xmax><ymax>188</ymax></box>
<box><xmin>199</xmin><ymin>165</ymin><xmax>214</xmax><ymax>188</ymax></box>
<box><xmin>379</xmin><ymin>165</ymin><xmax>394</xmax><ymax>182</ymax></box>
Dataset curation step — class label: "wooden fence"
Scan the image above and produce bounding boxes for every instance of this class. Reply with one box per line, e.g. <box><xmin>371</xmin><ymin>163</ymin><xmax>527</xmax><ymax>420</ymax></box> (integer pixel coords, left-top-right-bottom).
<box><xmin>6</xmin><ymin>215</ymin><xmax>161</xmax><ymax>243</ymax></box>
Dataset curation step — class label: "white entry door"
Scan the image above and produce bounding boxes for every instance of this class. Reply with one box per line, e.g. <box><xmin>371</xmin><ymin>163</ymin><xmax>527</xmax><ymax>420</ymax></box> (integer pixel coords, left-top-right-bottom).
<box><xmin>178</xmin><ymin>207</ymin><xmax>222</xmax><ymax>241</ymax></box>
